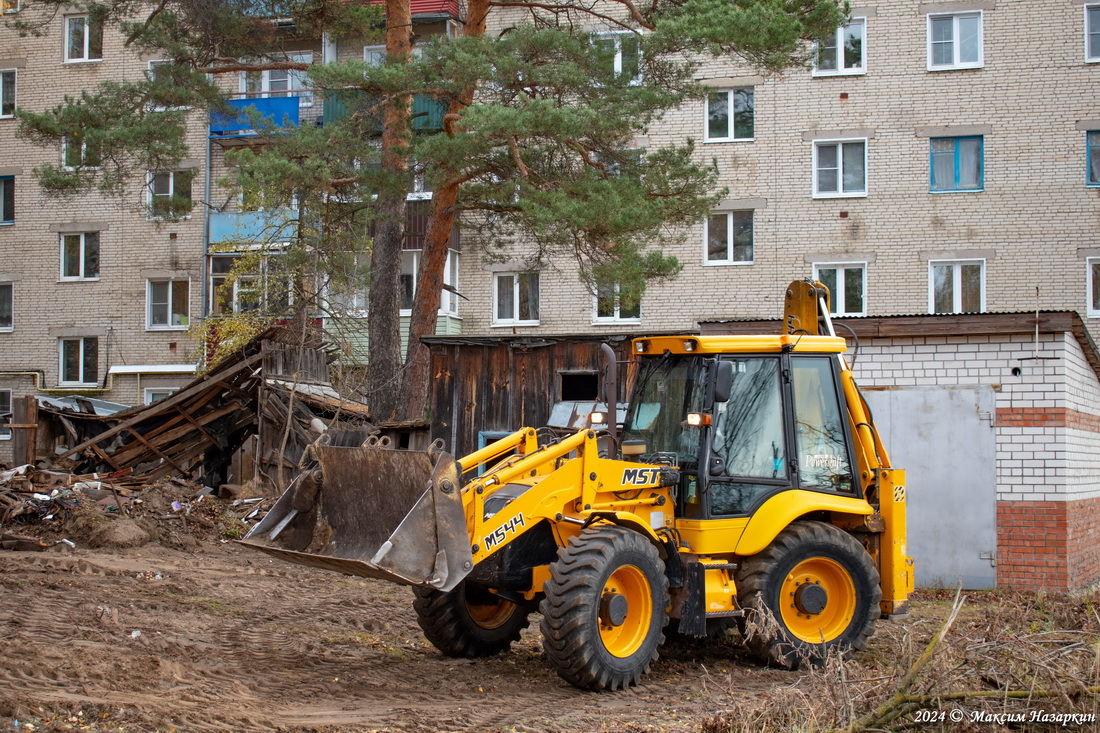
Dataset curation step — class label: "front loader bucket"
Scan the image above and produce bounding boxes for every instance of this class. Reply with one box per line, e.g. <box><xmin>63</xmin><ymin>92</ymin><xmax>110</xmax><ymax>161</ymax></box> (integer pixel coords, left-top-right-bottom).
<box><xmin>240</xmin><ymin>440</ymin><xmax>474</xmax><ymax>592</ymax></box>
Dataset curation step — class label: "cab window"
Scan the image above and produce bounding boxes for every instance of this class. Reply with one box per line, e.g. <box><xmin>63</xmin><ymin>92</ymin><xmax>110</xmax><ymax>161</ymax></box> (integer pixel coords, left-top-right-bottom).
<box><xmin>791</xmin><ymin>356</ymin><xmax>854</xmax><ymax>492</ymax></box>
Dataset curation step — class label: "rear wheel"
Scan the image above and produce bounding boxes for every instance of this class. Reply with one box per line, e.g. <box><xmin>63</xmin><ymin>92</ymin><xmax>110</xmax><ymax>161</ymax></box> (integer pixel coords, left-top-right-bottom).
<box><xmin>540</xmin><ymin>526</ymin><xmax>668</xmax><ymax>690</ymax></box>
<box><xmin>736</xmin><ymin>520</ymin><xmax>880</xmax><ymax>669</ymax></box>
<box><xmin>413</xmin><ymin>580</ymin><xmax>529</xmax><ymax>657</ymax></box>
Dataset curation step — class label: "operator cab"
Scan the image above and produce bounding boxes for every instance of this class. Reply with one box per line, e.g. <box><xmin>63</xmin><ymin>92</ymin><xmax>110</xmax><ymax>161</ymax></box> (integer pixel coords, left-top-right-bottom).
<box><xmin>619</xmin><ymin>336</ymin><xmax>859</xmax><ymax>521</ymax></box>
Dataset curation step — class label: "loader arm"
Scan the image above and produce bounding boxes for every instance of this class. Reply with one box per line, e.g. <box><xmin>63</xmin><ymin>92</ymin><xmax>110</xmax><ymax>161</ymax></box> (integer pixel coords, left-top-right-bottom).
<box><xmin>784</xmin><ymin>280</ymin><xmax>913</xmax><ymax>615</ymax></box>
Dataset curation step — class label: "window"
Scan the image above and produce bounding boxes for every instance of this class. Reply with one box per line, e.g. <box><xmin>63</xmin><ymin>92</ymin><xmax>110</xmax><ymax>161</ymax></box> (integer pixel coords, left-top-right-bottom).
<box><xmin>144</xmin><ymin>388</ymin><xmax>177</xmax><ymax>404</ymax></box>
<box><xmin>0</xmin><ymin>176</ymin><xmax>11</xmax><ymax>224</ymax></box>
<box><xmin>594</xmin><ymin>281</ymin><xmax>640</xmax><ymax>323</ymax></box>
<box><xmin>705</xmin><ymin>211</ymin><xmax>753</xmax><ymax>264</ymax></box>
<box><xmin>59</xmin><ymin>336</ymin><xmax>98</xmax><ymax>385</ymax></box>
<box><xmin>0</xmin><ymin>282</ymin><xmax>11</xmax><ymax>330</ymax></box>
<box><xmin>398</xmin><ymin>250</ymin><xmax>460</xmax><ymax>316</ymax></box>
<box><xmin>148</xmin><ymin>170</ymin><xmax>194</xmax><ymax>218</ymax></box>
<box><xmin>147</xmin><ymin>279</ymin><xmax>189</xmax><ymax>329</ymax></box>
<box><xmin>60</xmin><ymin>232</ymin><xmax>100</xmax><ymax>280</ymax></box>
<box><xmin>705</xmin><ymin>88</ymin><xmax>753</xmax><ymax>142</ymax></box>
<box><xmin>814</xmin><ymin>263</ymin><xmax>866</xmax><ymax>316</ymax></box>
<box><xmin>1088</xmin><ymin>131</ymin><xmax>1100</xmax><ymax>186</ymax></box>
<box><xmin>0</xmin><ymin>389</ymin><xmax>9</xmax><ymax>440</ymax></box>
<box><xmin>814</xmin><ymin>18</ymin><xmax>865</xmax><ymax>75</ymax></box>
<box><xmin>493</xmin><ymin>272</ymin><xmax>539</xmax><ymax>326</ymax></box>
<box><xmin>209</xmin><ymin>254</ymin><xmax>291</xmax><ymax>315</ymax></box>
<box><xmin>2</xmin><ymin>0</ymin><xmax>19</xmax><ymax>14</ymax></box>
<box><xmin>64</xmin><ymin>15</ymin><xmax>103</xmax><ymax>62</ymax></box>
<box><xmin>147</xmin><ymin>61</ymin><xmax>191</xmax><ymax>111</ymax></box>
<box><xmin>62</xmin><ymin>132</ymin><xmax>100</xmax><ymax>169</ymax></box>
<box><xmin>927</xmin><ymin>12</ymin><xmax>982</xmax><ymax>70</ymax></box>
<box><xmin>1088</xmin><ymin>258</ymin><xmax>1100</xmax><ymax>318</ymax></box>
<box><xmin>930</xmin><ymin>260</ymin><xmax>984</xmax><ymax>314</ymax></box>
<box><xmin>0</xmin><ymin>69</ymin><xmax>14</xmax><ymax>117</ymax></box>
<box><xmin>364</xmin><ymin>45</ymin><xmax>386</xmax><ymax>66</ymax></box>
<box><xmin>813</xmin><ymin>140</ymin><xmax>866</xmax><ymax>197</ymax></box>
<box><xmin>930</xmin><ymin>136</ymin><xmax>983</xmax><ymax>192</ymax></box>
<box><xmin>1087</xmin><ymin>4</ymin><xmax>1100</xmax><ymax>62</ymax></box>
<box><xmin>241</xmin><ymin>52</ymin><xmax>313</xmax><ymax>107</ymax></box>
<box><xmin>594</xmin><ymin>32</ymin><xmax>641</xmax><ymax>83</ymax></box>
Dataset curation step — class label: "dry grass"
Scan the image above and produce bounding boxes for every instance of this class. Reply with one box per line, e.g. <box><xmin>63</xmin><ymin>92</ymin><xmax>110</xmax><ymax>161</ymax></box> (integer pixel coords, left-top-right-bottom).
<box><xmin>701</xmin><ymin>589</ymin><xmax>1100</xmax><ymax>733</ymax></box>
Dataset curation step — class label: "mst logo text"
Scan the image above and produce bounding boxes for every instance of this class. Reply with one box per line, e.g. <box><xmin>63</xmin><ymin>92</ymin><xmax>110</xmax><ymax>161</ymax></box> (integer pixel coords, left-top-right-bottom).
<box><xmin>622</xmin><ymin>467</ymin><xmax>661</xmax><ymax>486</ymax></box>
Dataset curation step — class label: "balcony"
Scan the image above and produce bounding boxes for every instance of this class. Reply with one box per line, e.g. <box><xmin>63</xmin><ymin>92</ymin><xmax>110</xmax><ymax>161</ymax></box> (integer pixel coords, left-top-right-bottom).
<box><xmin>209</xmin><ymin>209</ymin><xmax>298</xmax><ymax>246</ymax></box>
<box><xmin>322</xmin><ymin>92</ymin><xmax>446</xmax><ymax>134</ymax></box>
<box><xmin>210</xmin><ymin>93</ymin><xmax>322</xmax><ymax>144</ymax></box>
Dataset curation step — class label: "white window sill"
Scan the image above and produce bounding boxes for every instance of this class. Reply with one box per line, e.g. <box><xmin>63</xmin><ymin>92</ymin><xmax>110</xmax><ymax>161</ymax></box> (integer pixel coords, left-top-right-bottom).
<box><xmin>703</xmin><ymin>260</ymin><xmax>754</xmax><ymax>267</ymax></box>
<box><xmin>58</xmin><ymin>277</ymin><xmax>100</xmax><ymax>282</ymax></box>
<box><xmin>0</xmin><ymin>115</ymin><xmax>13</xmax><ymax>121</ymax></box>
<box><xmin>61</xmin><ymin>166</ymin><xmax>101</xmax><ymax>172</ymax></box>
<box><xmin>927</xmin><ymin>63</ymin><xmax>983</xmax><ymax>72</ymax></box>
<box><xmin>63</xmin><ymin>59</ymin><xmax>104</xmax><ymax>65</ymax></box>
<box><xmin>703</xmin><ymin>137</ymin><xmax>755</xmax><ymax>144</ymax></box>
<box><xmin>146</xmin><ymin>325</ymin><xmax>189</xmax><ymax>331</ymax></box>
<box><xmin>491</xmin><ymin>321</ymin><xmax>540</xmax><ymax>328</ymax></box>
<box><xmin>1088</xmin><ymin>309</ymin><xmax>1100</xmax><ymax>319</ymax></box>
<box><xmin>811</xmin><ymin>69</ymin><xmax>866</xmax><ymax>77</ymax></box>
<box><xmin>930</xmin><ymin>188</ymin><xmax>984</xmax><ymax>194</ymax></box>
<box><xmin>0</xmin><ymin>221</ymin><xmax>13</xmax><ymax>226</ymax></box>
<box><xmin>58</xmin><ymin>382</ymin><xmax>98</xmax><ymax>387</ymax></box>
<box><xmin>0</xmin><ymin>435</ymin><xmax>11</xmax><ymax>441</ymax></box>
<box><xmin>147</xmin><ymin>215</ymin><xmax>193</xmax><ymax>222</ymax></box>
<box><xmin>0</xmin><ymin>327</ymin><xmax>12</xmax><ymax>332</ymax></box>
<box><xmin>812</xmin><ymin>192</ymin><xmax>868</xmax><ymax>199</ymax></box>
<box><xmin>592</xmin><ymin>319</ymin><xmax>641</xmax><ymax>326</ymax></box>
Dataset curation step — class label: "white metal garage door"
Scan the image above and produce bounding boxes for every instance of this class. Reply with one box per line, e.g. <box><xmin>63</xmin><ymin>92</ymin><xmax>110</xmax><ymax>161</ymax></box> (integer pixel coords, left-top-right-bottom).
<box><xmin>861</xmin><ymin>385</ymin><xmax>997</xmax><ymax>589</ymax></box>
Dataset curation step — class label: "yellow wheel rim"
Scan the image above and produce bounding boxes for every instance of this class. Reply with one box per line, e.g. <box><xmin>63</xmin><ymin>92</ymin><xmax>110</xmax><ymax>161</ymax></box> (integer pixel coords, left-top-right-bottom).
<box><xmin>464</xmin><ymin>595</ymin><xmax>515</xmax><ymax>630</ymax></box>
<box><xmin>780</xmin><ymin>558</ymin><xmax>856</xmax><ymax>644</ymax></box>
<box><xmin>598</xmin><ymin>565</ymin><xmax>653</xmax><ymax>658</ymax></box>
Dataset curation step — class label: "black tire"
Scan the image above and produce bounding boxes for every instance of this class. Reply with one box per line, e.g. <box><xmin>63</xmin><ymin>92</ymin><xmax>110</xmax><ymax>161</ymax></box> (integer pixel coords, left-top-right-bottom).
<box><xmin>413</xmin><ymin>580</ymin><xmax>529</xmax><ymax>657</ymax></box>
<box><xmin>540</xmin><ymin>526</ymin><xmax>669</xmax><ymax>690</ymax></box>
<box><xmin>735</xmin><ymin>520</ymin><xmax>881</xmax><ymax>669</ymax></box>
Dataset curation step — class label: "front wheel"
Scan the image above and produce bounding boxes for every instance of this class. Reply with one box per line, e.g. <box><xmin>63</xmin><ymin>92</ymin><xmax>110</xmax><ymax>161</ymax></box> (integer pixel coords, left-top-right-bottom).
<box><xmin>735</xmin><ymin>520</ymin><xmax>881</xmax><ymax>669</ymax></box>
<box><xmin>413</xmin><ymin>580</ymin><xmax>529</xmax><ymax>657</ymax></box>
<box><xmin>540</xmin><ymin>526</ymin><xmax>669</xmax><ymax>690</ymax></box>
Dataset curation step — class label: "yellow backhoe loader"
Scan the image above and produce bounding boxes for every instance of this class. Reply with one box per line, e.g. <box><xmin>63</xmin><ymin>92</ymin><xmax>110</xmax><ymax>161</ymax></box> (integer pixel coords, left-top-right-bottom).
<box><xmin>242</xmin><ymin>281</ymin><xmax>913</xmax><ymax>690</ymax></box>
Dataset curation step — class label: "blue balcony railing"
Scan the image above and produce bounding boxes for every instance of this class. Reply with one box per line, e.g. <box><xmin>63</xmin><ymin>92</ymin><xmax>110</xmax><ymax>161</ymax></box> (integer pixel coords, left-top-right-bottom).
<box><xmin>210</xmin><ymin>94</ymin><xmax>323</xmax><ymax>138</ymax></box>
<box><xmin>209</xmin><ymin>209</ymin><xmax>298</xmax><ymax>245</ymax></box>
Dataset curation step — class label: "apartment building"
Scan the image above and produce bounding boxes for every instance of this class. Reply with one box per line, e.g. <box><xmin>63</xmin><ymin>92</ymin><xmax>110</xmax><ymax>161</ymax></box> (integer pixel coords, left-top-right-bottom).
<box><xmin>455</xmin><ymin>0</ymin><xmax>1100</xmax><ymax>591</ymax></box>
<box><xmin>0</xmin><ymin>0</ymin><xmax>462</xmax><ymax>461</ymax></box>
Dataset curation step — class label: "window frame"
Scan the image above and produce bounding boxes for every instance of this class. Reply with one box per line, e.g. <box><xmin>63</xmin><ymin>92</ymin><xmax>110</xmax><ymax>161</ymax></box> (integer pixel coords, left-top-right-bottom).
<box><xmin>1</xmin><ymin>0</ymin><xmax>19</xmax><ymax>14</ymax></box>
<box><xmin>0</xmin><ymin>388</ymin><xmax>10</xmax><ymax>441</ymax></box>
<box><xmin>0</xmin><ymin>68</ymin><xmax>14</xmax><ymax>118</ymax></box>
<box><xmin>812</xmin><ymin>138</ymin><xmax>868</xmax><ymax>198</ymax></box>
<box><xmin>147</xmin><ymin>169</ymin><xmax>194</xmax><ymax>219</ymax></box>
<box><xmin>0</xmin><ymin>175</ymin><xmax>12</xmax><ymax>224</ymax></box>
<box><xmin>58</xmin><ymin>336</ymin><xmax>99</xmax><ymax>386</ymax></box>
<box><xmin>593</xmin><ymin>31</ymin><xmax>643</xmax><ymax>84</ymax></box>
<box><xmin>812</xmin><ymin>262</ymin><xmax>867</xmax><ymax>317</ymax></box>
<box><xmin>1087</xmin><ymin>131</ymin><xmax>1100</xmax><ymax>187</ymax></box>
<box><xmin>1087</xmin><ymin>4</ymin><xmax>1100</xmax><ymax>63</ymax></box>
<box><xmin>144</xmin><ymin>387</ymin><xmax>178</xmax><ymax>405</ymax></box>
<box><xmin>1087</xmin><ymin>257</ymin><xmax>1100</xmax><ymax>318</ymax></box>
<box><xmin>64</xmin><ymin>14</ymin><xmax>103</xmax><ymax>63</ymax></box>
<box><xmin>59</xmin><ymin>232</ymin><xmax>100</xmax><ymax>281</ymax></box>
<box><xmin>492</xmin><ymin>272</ymin><xmax>540</xmax><ymax>327</ymax></box>
<box><xmin>812</xmin><ymin>17</ymin><xmax>867</xmax><ymax>76</ymax></box>
<box><xmin>704</xmin><ymin>87</ymin><xmax>754</xmax><ymax>143</ymax></box>
<box><xmin>0</xmin><ymin>281</ymin><xmax>11</xmax><ymax>331</ymax></box>
<box><xmin>146</xmin><ymin>278</ymin><xmax>190</xmax><ymax>330</ymax></box>
<box><xmin>208</xmin><ymin>253</ymin><xmax>292</xmax><ymax>315</ymax></box>
<box><xmin>592</xmin><ymin>281</ymin><xmax>641</xmax><ymax>324</ymax></box>
<box><xmin>928</xmin><ymin>259</ymin><xmax>985</xmax><ymax>314</ymax></box>
<box><xmin>704</xmin><ymin>210</ymin><xmax>754</xmax><ymax>266</ymax></box>
<box><xmin>929</xmin><ymin>135</ymin><xmax>984</xmax><ymax>193</ymax></box>
<box><xmin>61</xmin><ymin>134</ymin><xmax>100</xmax><ymax>170</ymax></box>
<box><xmin>240</xmin><ymin>51</ymin><xmax>313</xmax><ymax>108</ymax></box>
<box><xmin>926</xmin><ymin>11</ymin><xmax>983</xmax><ymax>71</ymax></box>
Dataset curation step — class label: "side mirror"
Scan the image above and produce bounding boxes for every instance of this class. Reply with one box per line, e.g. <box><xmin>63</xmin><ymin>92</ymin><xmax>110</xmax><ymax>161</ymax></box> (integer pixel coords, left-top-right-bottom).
<box><xmin>714</xmin><ymin>360</ymin><xmax>734</xmax><ymax>403</ymax></box>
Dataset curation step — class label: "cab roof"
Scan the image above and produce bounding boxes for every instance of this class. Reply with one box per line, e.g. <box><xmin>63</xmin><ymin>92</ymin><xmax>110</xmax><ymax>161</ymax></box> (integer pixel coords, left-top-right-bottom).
<box><xmin>631</xmin><ymin>334</ymin><xmax>847</xmax><ymax>356</ymax></box>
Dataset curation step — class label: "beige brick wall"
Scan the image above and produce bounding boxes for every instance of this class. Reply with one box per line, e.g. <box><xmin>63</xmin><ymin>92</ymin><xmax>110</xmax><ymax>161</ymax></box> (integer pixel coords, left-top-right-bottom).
<box><xmin>462</xmin><ymin>0</ymin><xmax>1100</xmax><ymax>336</ymax></box>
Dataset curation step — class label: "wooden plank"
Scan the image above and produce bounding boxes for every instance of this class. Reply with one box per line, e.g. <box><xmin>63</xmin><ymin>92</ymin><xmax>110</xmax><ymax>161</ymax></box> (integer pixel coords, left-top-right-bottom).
<box><xmin>106</xmin><ymin>401</ymin><xmax>244</xmax><ymax>466</ymax></box>
<box><xmin>123</xmin><ymin>428</ymin><xmax>188</xmax><ymax>475</ymax></box>
<box><xmin>55</xmin><ymin>353</ymin><xmax>263</xmax><ymax>460</ymax></box>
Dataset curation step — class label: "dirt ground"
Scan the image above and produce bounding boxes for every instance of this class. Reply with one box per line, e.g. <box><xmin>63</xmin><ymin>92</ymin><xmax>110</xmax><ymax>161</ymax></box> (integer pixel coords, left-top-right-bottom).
<box><xmin>0</xmin><ymin>538</ymin><xmax>822</xmax><ymax>733</ymax></box>
<box><xmin>2</xmin><ymin>487</ymin><xmax>1091</xmax><ymax>733</ymax></box>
